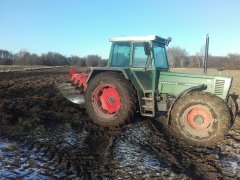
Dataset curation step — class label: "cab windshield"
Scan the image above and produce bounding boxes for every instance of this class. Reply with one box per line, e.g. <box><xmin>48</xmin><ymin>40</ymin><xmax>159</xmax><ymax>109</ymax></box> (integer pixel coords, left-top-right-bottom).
<box><xmin>152</xmin><ymin>42</ymin><xmax>168</xmax><ymax>69</ymax></box>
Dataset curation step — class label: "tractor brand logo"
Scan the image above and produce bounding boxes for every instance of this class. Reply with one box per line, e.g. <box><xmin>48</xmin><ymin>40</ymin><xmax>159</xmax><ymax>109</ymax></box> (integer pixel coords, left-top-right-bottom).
<box><xmin>159</xmin><ymin>81</ymin><xmax>178</xmax><ymax>85</ymax></box>
<box><xmin>184</xmin><ymin>83</ymin><xmax>200</xmax><ymax>86</ymax></box>
<box><xmin>160</xmin><ymin>81</ymin><xmax>199</xmax><ymax>86</ymax></box>
<box><xmin>160</xmin><ymin>81</ymin><xmax>214</xmax><ymax>87</ymax></box>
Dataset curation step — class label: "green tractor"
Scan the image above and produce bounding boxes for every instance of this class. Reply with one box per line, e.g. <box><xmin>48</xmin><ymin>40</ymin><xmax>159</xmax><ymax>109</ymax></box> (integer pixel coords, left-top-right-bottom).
<box><xmin>58</xmin><ymin>35</ymin><xmax>237</xmax><ymax>146</ymax></box>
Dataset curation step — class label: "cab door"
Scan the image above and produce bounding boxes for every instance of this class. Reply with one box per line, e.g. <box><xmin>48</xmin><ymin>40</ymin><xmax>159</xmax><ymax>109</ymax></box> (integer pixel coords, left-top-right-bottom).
<box><xmin>130</xmin><ymin>42</ymin><xmax>155</xmax><ymax>92</ymax></box>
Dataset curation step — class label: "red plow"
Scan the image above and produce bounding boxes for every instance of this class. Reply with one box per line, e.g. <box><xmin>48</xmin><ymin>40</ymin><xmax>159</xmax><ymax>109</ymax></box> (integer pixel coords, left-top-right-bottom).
<box><xmin>69</xmin><ymin>68</ymin><xmax>89</xmax><ymax>92</ymax></box>
<box><xmin>57</xmin><ymin>68</ymin><xmax>89</xmax><ymax>105</ymax></box>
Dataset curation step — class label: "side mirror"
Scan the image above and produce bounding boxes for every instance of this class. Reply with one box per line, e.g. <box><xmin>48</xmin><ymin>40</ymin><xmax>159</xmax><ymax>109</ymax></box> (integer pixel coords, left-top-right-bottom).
<box><xmin>167</xmin><ymin>37</ymin><xmax>172</xmax><ymax>44</ymax></box>
<box><xmin>144</xmin><ymin>42</ymin><xmax>151</xmax><ymax>56</ymax></box>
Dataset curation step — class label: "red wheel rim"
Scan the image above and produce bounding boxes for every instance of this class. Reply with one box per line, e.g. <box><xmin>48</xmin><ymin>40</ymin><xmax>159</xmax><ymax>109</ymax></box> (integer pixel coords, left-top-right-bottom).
<box><xmin>182</xmin><ymin>105</ymin><xmax>214</xmax><ymax>137</ymax></box>
<box><xmin>92</xmin><ymin>84</ymin><xmax>121</xmax><ymax>118</ymax></box>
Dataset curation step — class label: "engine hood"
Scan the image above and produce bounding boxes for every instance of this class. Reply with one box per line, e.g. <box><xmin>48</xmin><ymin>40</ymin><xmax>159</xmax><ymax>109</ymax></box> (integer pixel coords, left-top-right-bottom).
<box><xmin>158</xmin><ymin>71</ymin><xmax>232</xmax><ymax>100</ymax></box>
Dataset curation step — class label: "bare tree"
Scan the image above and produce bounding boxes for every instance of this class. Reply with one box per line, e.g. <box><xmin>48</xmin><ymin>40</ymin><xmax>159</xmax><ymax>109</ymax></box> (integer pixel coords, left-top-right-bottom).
<box><xmin>227</xmin><ymin>53</ymin><xmax>240</xmax><ymax>69</ymax></box>
<box><xmin>195</xmin><ymin>46</ymin><xmax>205</xmax><ymax>68</ymax></box>
<box><xmin>167</xmin><ymin>46</ymin><xmax>188</xmax><ymax>67</ymax></box>
<box><xmin>85</xmin><ymin>55</ymin><xmax>100</xmax><ymax>67</ymax></box>
<box><xmin>0</xmin><ymin>49</ymin><xmax>13</xmax><ymax>65</ymax></box>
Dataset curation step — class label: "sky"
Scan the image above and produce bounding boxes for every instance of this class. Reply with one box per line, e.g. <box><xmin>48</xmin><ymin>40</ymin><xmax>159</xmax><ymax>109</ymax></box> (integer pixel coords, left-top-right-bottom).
<box><xmin>0</xmin><ymin>0</ymin><xmax>240</xmax><ymax>58</ymax></box>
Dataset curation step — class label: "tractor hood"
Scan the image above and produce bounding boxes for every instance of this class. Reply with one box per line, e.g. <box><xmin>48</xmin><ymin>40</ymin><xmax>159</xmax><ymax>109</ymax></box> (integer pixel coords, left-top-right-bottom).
<box><xmin>158</xmin><ymin>71</ymin><xmax>232</xmax><ymax>100</ymax></box>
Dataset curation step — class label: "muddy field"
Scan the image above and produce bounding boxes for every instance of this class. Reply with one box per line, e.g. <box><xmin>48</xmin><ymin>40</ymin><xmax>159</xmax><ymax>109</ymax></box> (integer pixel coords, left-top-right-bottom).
<box><xmin>0</xmin><ymin>67</ymin><xmax>239</xmax><ymax>179</ymax></box>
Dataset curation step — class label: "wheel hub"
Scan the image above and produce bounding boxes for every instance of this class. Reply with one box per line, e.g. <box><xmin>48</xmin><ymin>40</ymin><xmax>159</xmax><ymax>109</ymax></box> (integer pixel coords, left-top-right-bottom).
<box><xmin>187</xmin><ymin>106</ymin><xmax>213</xmax><ymax>131</ymax></box>
<box><xmin>100</xmin><ymin>87</ymin><xmax>120</xmax><ymax>114</ymax></box>
<box><xmin>108</xmin><ymin>96</ymin><xmax>115</xmax><ymax>104</ymax></box>
<box><xmin>93</xmin><ymin>84</ymin><xmax>121</xmax><ymax>118</ymax></box>
<box><xmin>193</xmin><ymin>115</ymin><xmax>204</xmax><ymax>125</ymax></box>
<box><xmin>182</xmin><ymin>105</ymin><xmax>214</xmax><ymax>137</ymax></box>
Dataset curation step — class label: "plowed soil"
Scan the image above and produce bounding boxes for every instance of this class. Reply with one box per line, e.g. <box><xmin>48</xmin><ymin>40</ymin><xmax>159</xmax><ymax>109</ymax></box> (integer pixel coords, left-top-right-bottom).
<box><xmin>0</xmin><ymin>67</ymin><xmax>239</xmax><ymax>179</ymax></box>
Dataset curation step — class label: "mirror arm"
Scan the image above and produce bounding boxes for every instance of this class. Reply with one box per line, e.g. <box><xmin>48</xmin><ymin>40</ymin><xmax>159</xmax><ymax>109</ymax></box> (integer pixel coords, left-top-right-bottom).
<box><xmin>144</xmin><ymin>55</ymin><xmax>152</xmax><ymax>71</ymax></box>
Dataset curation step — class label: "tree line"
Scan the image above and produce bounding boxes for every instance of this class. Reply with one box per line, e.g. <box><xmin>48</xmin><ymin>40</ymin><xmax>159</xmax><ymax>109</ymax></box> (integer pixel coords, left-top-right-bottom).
<box><xmin>167</xmin><ymin>47</ymin><xmax>240</xmax><ymax>70</ymax></box>
<box><xmin>0</xmin><ymin>48</ymin><xmax>240</xmax><ymax>69</ymax></box>
<box><xmin>0</xmin><ymin>50</ymin><xmax>107</xmax><ymax>67</ymax></box>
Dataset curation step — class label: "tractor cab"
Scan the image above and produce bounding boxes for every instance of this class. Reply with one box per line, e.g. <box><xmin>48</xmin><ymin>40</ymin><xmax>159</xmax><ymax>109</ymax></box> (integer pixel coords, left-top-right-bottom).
<box><xmin>108</xmin><ymin>35</ymin><xmax>172</xmax><ymax>116</ymax></box>
<box><xmin>109</xmin><ymin>35</ymin><xmax>171</xmax><ymax>70</ymax></box>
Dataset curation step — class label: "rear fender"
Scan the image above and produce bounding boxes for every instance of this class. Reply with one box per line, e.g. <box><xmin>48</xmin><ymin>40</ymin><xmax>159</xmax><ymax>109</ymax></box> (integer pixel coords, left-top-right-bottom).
<box><xmin>86</xmin><ymin>67</ymin><xmax>129</xmax><ymax>83</ymax></box>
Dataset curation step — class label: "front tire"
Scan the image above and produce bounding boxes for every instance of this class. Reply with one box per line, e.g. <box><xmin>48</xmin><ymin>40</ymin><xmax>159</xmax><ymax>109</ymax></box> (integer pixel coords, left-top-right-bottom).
<box><xmin>170</xmin><ymin>91</ymin><xmax>231</xmax><ymax>146</ymax></box>
<box><xmin>85</xmin><ymin>72</ymin><xmax>136</xmax><ymax>128</ymax></box>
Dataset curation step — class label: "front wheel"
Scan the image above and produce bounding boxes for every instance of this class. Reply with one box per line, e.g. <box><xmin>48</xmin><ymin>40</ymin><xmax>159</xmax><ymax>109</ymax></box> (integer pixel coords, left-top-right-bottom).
<box><xmin>170</xmin><ymin>91</ymin><xmax>231</xmax><ymax>147</ymax></box>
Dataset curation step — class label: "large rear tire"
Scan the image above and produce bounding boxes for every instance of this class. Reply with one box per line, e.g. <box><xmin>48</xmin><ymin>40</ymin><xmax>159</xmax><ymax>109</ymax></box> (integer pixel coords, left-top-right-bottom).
<box><xmin>170</xmin><ymin>91</ymin><xmax>231</xmax><ymax>146</ymax></box>
<box><xmin>85</xmin><ymin>72</ymin><xmax>136</xmax><ymax>127</ymax></box>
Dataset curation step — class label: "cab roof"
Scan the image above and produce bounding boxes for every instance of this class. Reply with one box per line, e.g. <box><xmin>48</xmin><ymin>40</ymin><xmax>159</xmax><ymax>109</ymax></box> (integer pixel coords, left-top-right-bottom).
<box><xmin>109</xmin><ymin>35</ymin><xmax>170</xmax><ymax>44</ymax></box>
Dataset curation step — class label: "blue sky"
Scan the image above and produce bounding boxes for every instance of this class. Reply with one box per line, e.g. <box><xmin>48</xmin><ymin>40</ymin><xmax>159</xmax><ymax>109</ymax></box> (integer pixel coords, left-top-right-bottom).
<box><xmin>0</xmin><ymin>0</ymin><xmax>239</xmax><ymax>58</ymax></box>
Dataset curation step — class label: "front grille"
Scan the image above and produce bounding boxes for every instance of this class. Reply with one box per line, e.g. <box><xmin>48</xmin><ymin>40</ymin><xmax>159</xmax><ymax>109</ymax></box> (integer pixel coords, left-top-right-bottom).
<box><xmin>214</xmin><ymin>79</ymin><xmax>225</xmax><ymax>95</ymax></box>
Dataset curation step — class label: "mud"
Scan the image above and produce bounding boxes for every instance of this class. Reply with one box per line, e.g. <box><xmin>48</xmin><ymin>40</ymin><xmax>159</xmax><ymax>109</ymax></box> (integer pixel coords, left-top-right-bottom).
<box><xmin>0</xmin><ymin>67</ymin><xmax>239</xmax><ymax>179</ymax></box>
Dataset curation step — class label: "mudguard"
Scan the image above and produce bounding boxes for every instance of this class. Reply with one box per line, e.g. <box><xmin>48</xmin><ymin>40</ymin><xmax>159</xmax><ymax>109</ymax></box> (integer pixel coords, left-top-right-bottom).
<box><xmin>86</xmin><ymin>67</ymin><xmax>129</xmax><ymax>83</ymax></box>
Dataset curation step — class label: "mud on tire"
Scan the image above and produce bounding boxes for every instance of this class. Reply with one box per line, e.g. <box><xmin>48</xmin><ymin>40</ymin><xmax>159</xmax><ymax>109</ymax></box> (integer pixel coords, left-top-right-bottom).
<box><xmin>170</xmin><ymin>91</ymin><xmax>231</xmax><ymax>147</ymax></box>
<box><xmin>85</xmin><ymin>72</ymin><xmax>136</xmax><ymax>128</ymax></box>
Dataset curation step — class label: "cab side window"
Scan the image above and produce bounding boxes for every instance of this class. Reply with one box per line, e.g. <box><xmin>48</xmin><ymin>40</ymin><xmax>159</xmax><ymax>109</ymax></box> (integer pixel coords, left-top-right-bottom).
<box><xmin>111</xmin><ymin>42</ymin><xmax>130</xmax><ymax>67</ymax></box>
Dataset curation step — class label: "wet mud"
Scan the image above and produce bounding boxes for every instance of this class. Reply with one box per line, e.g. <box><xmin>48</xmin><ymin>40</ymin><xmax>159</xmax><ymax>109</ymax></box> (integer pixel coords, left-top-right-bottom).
<box><xmin>0</xmin><ymin>67</ymin><xmax>239</xmax><ymax>179</ymax></box>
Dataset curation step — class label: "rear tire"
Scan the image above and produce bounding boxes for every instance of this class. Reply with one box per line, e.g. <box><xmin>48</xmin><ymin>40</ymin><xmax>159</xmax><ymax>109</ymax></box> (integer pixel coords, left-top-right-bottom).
<box><xmin>170</xmin><ymin>91</ymin><xmax>231</xmax><ymax>146</ymax></box>
<box><xmin>85</xmin><ymin>72</ymin><xmax>136</xmax><ymax>127</ymax></box>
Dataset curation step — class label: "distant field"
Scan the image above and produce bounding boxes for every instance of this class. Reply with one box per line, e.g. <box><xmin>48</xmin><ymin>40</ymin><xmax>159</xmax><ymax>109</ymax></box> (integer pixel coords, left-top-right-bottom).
<box><xmin>171</xmin><ymin>68</ymin><xmax>235</xmax><ymax>76</ymax></box>
<box><xmin>0</xmin><ymin>65</ymin><xmax>56</xmax><ymax>72</ymax></box>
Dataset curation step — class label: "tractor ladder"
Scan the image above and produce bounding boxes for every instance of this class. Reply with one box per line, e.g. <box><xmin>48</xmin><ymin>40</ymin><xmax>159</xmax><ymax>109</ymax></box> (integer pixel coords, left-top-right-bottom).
<box><xmin>142</xmin><ymin>93</ymin><xmax>155</xmax><ymax>117</ymax></box>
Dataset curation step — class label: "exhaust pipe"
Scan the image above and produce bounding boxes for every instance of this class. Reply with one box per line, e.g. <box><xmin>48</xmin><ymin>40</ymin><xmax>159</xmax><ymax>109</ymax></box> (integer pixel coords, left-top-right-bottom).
<box><xmin>204</xmin><ymin>34</ymin><xmax>209</xmax><ymax>74</ymax></box>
